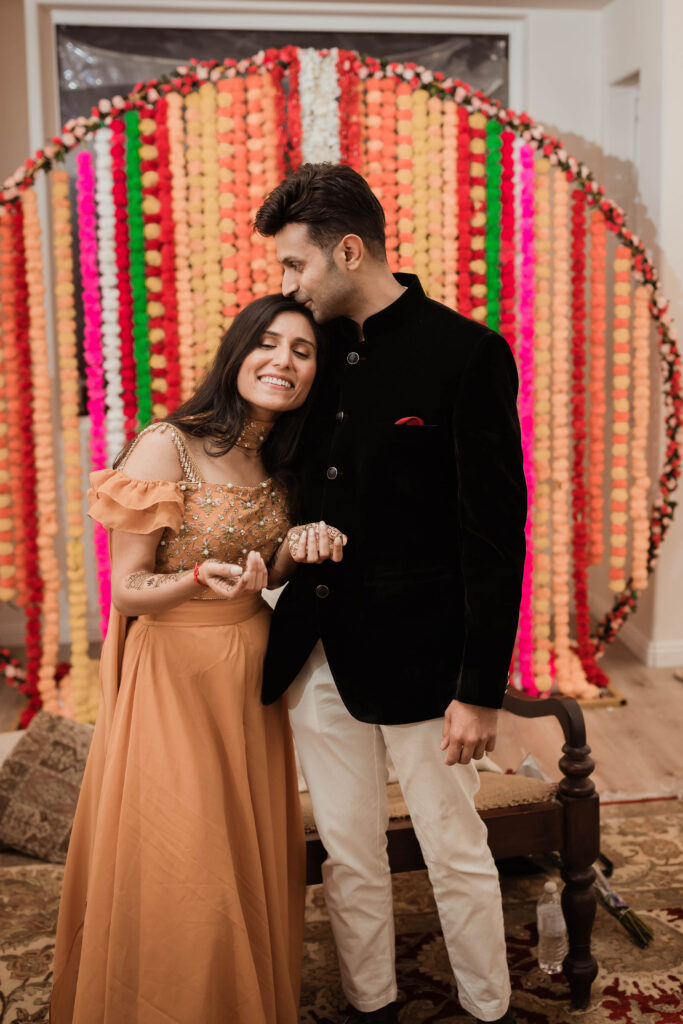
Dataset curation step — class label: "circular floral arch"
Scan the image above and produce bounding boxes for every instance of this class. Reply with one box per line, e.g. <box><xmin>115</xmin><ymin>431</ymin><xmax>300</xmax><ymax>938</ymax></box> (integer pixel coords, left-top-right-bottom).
<box><xmin>0</xmin><ymin>47</ymin><xmax>681</xmax><ymax>720</ymax></box>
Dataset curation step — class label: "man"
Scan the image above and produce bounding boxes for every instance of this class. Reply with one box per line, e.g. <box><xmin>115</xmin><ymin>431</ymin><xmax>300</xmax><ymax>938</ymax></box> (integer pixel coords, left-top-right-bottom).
<box><xmin>255</xmin><ymin>164</ymin><xmax>526</xmax><ymax>1024</ymax></box>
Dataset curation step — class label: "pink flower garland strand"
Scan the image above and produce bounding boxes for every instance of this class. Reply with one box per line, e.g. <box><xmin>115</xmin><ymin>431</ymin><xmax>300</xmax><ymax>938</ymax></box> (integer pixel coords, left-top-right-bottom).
<box><xmin>75</xmin><ymin>150</ymin><xmax>110</xmax><ymax>636</ymax></box>
<box><xmin>517</xmin><ymin>144</ymin><xmax>537</xmax><ymax>694</ymax></box>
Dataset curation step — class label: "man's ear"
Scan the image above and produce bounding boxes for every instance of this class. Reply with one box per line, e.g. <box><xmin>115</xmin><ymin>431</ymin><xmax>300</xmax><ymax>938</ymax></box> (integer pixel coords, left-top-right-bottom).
<box><xmin>339</xmin><ymin>233</ymin><xmax>364</xmax><ymax>270</ymax></box>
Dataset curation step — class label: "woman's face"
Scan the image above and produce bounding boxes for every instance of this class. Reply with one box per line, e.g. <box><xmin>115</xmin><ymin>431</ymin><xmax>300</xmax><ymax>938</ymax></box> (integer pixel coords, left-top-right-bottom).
<box><xmin>236</xmin><ymin>310</ymin><xmax>318</xmax><ymax>422</ymax></box>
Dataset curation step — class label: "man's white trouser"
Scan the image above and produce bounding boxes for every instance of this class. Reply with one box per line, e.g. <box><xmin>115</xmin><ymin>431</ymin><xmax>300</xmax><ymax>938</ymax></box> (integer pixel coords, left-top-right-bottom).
<box><xmin>287</xmin><ymin>641</ymin><xmax>511</xmax><ymax>1022</ymax></box>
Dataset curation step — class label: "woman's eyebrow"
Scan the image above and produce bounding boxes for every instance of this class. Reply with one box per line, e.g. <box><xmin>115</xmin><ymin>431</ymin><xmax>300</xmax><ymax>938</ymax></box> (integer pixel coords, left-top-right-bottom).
<box><xmin>262</xmin><ymin>330</ymin><xmax>316</xmax><ymax>348</ymax></box>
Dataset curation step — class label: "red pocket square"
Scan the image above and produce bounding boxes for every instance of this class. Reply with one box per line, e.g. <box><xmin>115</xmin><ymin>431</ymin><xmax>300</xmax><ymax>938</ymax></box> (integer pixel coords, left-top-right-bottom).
<box><xmin>394</xmin><ymin>416</ymin><xmax>425</xmax><ymax>426</ymax></box>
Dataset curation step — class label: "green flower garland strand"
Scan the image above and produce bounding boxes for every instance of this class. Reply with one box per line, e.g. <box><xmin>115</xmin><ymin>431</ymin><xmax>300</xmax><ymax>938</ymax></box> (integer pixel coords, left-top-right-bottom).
<box><xmin>485</xmin><ymin>119</ymin><xmax>503</xmax><ymax>333</ymax></box>
<box><xmin>125</xmin><ymin>110</ymin><xmax>152</xmax><ymax>426</ymax></box>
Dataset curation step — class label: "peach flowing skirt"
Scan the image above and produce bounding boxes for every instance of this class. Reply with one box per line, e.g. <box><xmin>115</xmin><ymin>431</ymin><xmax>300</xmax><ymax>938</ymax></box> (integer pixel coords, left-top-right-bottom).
<box><xmin>50</xmin><ymin>596</ymin><xmax>305</xmax><ymax>1024</ymax></box>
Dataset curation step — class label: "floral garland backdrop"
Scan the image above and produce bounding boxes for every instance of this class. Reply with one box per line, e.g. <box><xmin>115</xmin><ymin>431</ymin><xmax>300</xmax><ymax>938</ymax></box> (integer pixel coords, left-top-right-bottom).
<box><xmin>0</xmin><ymin>47</ymin><xmax>681</xmax><ymax>720</ymax></box>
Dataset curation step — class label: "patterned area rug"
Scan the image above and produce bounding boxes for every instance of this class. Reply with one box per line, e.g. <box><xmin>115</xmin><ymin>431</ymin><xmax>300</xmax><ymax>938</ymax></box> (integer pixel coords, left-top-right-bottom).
<box><xmin>0</xmin><ymin>800</ymin><xmax>681</xmax><ymax>1024</ymax></box>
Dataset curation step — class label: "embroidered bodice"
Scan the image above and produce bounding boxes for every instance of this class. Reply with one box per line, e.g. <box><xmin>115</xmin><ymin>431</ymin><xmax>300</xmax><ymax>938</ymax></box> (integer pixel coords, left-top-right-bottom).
<box><xmin>88</xmin><ymin>422</ymin><xmax>290</xmax><ymax>591</ymax></box>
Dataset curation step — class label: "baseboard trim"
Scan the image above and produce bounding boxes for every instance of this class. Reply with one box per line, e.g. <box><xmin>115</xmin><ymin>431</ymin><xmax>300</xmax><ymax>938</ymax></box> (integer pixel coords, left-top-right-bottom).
<box><xmin>591</xmin><ymin>592</ymin><xmax>683</xmax><ymax>668</ymax></box>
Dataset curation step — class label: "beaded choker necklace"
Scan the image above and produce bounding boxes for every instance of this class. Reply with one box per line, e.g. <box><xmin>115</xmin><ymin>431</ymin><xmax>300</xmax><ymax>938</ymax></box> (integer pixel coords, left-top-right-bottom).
<box><xmin>235</xmin><ymin>419</ymin><xmax>275</xmax><ymax>453</ymax></box>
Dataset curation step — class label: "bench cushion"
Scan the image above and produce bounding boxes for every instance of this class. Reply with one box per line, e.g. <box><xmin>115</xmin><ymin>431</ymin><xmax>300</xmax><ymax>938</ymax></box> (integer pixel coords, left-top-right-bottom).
<box><xmin>300</xmin><ymin>774</ymin><xmax>558</xmax><ymax>833</ymax></box>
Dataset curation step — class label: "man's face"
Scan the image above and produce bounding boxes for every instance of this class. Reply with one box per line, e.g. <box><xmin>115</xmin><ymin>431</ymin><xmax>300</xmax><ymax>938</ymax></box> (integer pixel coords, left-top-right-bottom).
<box><xmin>275</xmin><ymin>223</ymin><xmax>354</xmax><ymax>323</ymax></box>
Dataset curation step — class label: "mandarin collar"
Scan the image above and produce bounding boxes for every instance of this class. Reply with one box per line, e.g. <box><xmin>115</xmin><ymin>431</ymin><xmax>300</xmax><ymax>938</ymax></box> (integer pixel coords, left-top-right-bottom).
<box><xmin>331</xmin><ymin>273</ymin><xmax>427</xmax><ymax>346</ymax></box>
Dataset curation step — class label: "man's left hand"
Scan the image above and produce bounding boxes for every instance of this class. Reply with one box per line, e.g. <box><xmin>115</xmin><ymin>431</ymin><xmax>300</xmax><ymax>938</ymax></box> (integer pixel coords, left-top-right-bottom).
<box><xmin>440</xmin><ymin>700</ymin><xmax>498</xmax><ymax>766</ymax></box>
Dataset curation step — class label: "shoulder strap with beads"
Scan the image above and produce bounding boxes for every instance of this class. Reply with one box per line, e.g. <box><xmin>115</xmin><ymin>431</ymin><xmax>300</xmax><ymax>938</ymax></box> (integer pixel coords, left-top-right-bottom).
<box><xmin>119</xmin><ymin>422</ymin><xmax>204</xmax><ymax>485</ymax></box>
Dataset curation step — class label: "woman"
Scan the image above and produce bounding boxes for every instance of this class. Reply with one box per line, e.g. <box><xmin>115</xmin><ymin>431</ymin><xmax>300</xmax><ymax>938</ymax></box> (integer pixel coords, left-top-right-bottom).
<box><xmin>50</xmin><ymin>294</ymin><xmax>344</xmax><ymax>1024</ymax></box>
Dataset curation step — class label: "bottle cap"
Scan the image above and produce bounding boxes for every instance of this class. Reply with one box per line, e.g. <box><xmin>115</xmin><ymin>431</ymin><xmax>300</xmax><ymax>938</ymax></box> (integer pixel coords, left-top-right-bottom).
<box><xmin>544</xmin><ymin>881</ymin><xmax>557</xmax><ymax>893</ymax></box>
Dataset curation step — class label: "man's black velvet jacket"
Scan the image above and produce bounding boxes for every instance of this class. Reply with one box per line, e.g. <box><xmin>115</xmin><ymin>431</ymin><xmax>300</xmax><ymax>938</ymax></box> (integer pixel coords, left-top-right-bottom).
<box><xmin>262</xmin><ymin>274</ymin><xmax>527</xmax><ymax>725</ymax></box>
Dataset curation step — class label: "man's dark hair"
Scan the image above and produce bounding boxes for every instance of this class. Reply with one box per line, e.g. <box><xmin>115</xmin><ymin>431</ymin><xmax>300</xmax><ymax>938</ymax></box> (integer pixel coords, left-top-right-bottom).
<box><xmin>254</xmin><ymin>163</ymin><xmax>387</xmax><ymax>260</ymax></box>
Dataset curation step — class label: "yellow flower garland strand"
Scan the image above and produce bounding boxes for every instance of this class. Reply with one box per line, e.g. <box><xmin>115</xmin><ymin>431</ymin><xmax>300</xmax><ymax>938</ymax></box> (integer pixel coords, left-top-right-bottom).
<box><xmin>139</xmin><ymin>114</ymin><xmax>167</xmax><ymax>420</ymax></box>
<box><xmin>0</xmin><ymin>212</ymin><xmax>16</xmax><ymax>604</ymax></box>
<box><xmin>426</xmin><ymin>94</ymin><xmax>444</xmax><ymax>301</ymax></box>
<box><xmin>532</xmin><ymin>157</ymin><xmax>553</xmax><ymax>692</ymax></box>
<box><xmin>468</xmin><ymin>111</ymin><xmax>488</xmax><ymax>323</ymax></box>
<box><xmin>550</xmin><ymin>170</ymin><xmax>572</xmax><ymax>692</ymax></box>
<box><xmin>410</xmin><ymin>89</ymin><xmax>429</xmax><ymax>283</ymax></box>
<box><xmin>631</xmin><ymin>284</ymin><xmax>651</xmax><ymax>591</ymax></box>
<box><xmin>166</xmin><ymin>92</ymin><xmax>195</xmax><ymax>402</ymax></box>
<box><xmin>22</xmin><ymin>189</ymin><xmax>60</xmax><ymax>714</ymax></box>
<box><xmin>200</xmin><ymin>83</ymin><xmax>222</xmax><ymax>365</ymax></box>
<box><xmin>587</xmin><ymin>210</ymin><xmax>608</xmax><ymax>565</ymax></box>
<box><xmin>609</xmin><ymin>247</ymin><xmax>632</xmax><ymax>593</ymax></box>
<box><xmin>441</xmin><ymin>98</ymin><xmax>458</xmax><ymax>310</ymax></box>
<box><xmin>51</xmin><ymin>170</ymin><xmax>93</xmax><ymax>719</ymax></box>
<box><xmin>185</xmin><ymin>91</ymin><xmax>208</xmax><ymax>385</ymax></box>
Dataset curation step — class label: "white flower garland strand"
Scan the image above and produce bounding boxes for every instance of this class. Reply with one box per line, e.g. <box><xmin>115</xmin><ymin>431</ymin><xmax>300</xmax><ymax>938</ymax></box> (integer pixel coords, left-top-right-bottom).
<box><xmin>299</xmin><ymin>49</ymin><xmax>341</xmax><ymax>164</ymax></box>
<box><xmin>93</xmin><ymin>128</ymin><xmax>125</xmax><ymax>463</ymax></box>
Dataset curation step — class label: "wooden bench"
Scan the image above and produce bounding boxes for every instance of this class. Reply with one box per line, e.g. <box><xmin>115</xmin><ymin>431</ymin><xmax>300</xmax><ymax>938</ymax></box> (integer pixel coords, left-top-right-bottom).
<box><xmin>301</xmin><ymin>690</ymin><xmax>599</xmax><ymax>1010</ymax></box>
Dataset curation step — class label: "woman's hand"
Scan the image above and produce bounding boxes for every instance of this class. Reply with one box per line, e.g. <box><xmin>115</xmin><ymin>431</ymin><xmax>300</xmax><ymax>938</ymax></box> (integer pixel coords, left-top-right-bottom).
<box><xmin>197</xmin><ymin>551</ymin><xmax>269</xmax><ymax>598</ymax></box>
<box><xmin>287</xmin><ymin>521</ymin><xmax>347</xmax><ymax>564</ymax></box>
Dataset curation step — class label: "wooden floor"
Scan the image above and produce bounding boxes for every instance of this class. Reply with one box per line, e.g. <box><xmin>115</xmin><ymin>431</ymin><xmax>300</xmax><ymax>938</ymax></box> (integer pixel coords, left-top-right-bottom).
<box><xmin>2</xmin><ymin>640</ymin><xmax>682</xmax><ymax>801</ymax></box>
<box><xmin>494</xmin><ymin>642</ymin><xmax>683</xmax><ymax>802</ymax></box>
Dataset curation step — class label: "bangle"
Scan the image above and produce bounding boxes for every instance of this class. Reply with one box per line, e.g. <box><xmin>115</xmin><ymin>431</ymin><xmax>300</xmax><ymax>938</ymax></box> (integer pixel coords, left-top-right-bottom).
<box><xmin>194</xmin><ymin>561</ymin><xmax>209</xmax><ymax>588</ymax></box>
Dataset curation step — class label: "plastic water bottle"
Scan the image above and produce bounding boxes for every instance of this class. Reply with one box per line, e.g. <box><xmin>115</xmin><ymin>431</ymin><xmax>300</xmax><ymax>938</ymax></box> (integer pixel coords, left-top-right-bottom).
<box><xmin>536</xmin><ymin>881</ymin><xmax>568</xmax><ymax>973</ymax></box>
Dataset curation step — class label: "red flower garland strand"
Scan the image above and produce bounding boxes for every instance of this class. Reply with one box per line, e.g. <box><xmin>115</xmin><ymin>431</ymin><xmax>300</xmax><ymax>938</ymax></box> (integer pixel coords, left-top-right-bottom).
<box><xmin>337</xmin><ymin>50</ymin><xmax>363</xmax><ymax>172</ymax></box>
<box><xmin>379</xmin><ymin>76</ymin><xmax>400</xmax><ymax>273</ymax></box>
<box><xmin>456</xmin><ymin>107</ymin><xmax>472</xmax><ymax>317</ymax></box>
<box><xmin>569</xmin><ymin>188</ymin><xmax>607</xmax><ymax>687</ymax></box>
<box><xmin>154</xmin><ymin>97</ymin><xmax>181</xmax><ymax>414</ymax></box>
<box><xmin>11</xmin><ymin>206</ymin><xmax>43</xmax><ymax>712</ymax></box>
<box><xmin>468</xmin><ymin>112</ymin><xmax>488</xmax><ymax>323</ymax></box>
<box><xmin>269</xmin><ymin>60</ymin><xmax>289</xmax><ymax>181</ymax></box>
<box><xmin>110</xmin><ymin>118</ymin><xmax>138</xmax><ymax>438</ymax></box>
<box><xmin>286</xmin><ymin>47</ymin><xmax>302</xmax><ymax>173</ymax></box>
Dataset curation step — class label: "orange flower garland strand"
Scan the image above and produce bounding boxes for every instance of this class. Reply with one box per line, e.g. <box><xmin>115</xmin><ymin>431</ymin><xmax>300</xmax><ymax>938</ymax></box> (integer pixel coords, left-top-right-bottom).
<box><xmin>51</xmin><ymin>169</ymin><xmax>91</xmax><ymax>719</ymax></box>
<box><xmin>246</xmin><ymin>72</ymin><xmax>268</xmax><ymax>300</ymax></box>
<box><xmin>21</xmin><ymin>189</ymin><xmax>60</xmax><ymax>714</ymax></box>
<box><xmin>395</xmin><ymin>81</ymin><xmax>415</xmax><ymax>272</ymax></box>
<box><xmin>588</xmin><ymin>210</ymin><xmax>608</xmax><ymax>565</ymax></box>
<box><xmin>532</xmin><ymin>157</ymin><xmax>553</xmax><ymax>691</ymax></box>
<box><xmin>631</xmin><ymin>285</ymin><xmax>651</xmax><ymax>592</ymax></box>
<box><xmin>609</xmin><ymin>246</ymin><xmax>632</xmax><ymax>594</ymax></box>
<box><xmin>379</xmin><ymin>76</ymin><xmax>400</xmax><ymax>273</ymax></box>
<box><xmin>0</xmin><ymin>212</ymin><xmax>18</xmax><ymax>603</ymax></box>
<box><xmin>185</xmin><ymin>90</ymin><xmax>208</xmax><ymax>384</ymax></box>
<box><xmin>228</xmin><ymin>78</ymin><xmax>253</xmax><ymax>316</ymax></box>
<box><xmin>166</xmin><ymin>92</ymin><xmax>195</xmax><ymax>401</ymax></box>
<box><xmin>468</xmin><ymin>111</ymin><xmax>488</xmax><ymax>324</ymax></box>
<box><xmin>361</xmin><ymin>78</ymin><xmax>384</xmax><ymax>215</ymax></box>
<box><xmin>550</xmin><ymin>171</ymin><xmax>573</xmax><ymax>692</ymax></box>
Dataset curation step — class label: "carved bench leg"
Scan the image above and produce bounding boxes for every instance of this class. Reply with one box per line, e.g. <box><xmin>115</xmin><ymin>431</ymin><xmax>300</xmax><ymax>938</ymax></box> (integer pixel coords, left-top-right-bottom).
<box><xmin>559</xmin><ymin>745</ymin><xmax>600</xmax><ymax>1010</ymax></box>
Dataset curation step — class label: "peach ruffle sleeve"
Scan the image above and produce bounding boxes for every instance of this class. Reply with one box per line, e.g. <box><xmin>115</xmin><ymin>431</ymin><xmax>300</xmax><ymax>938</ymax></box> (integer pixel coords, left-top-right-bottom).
<box><xmin>87</xmin><ymin>468</ymin><xmax>185</xmax><ymax>535</ymax></box>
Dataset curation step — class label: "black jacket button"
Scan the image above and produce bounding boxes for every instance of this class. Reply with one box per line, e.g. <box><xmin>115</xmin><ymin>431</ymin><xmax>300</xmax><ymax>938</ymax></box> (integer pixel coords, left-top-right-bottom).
<box><xmin>315</xmin><ymin>584</ymin><xmax>330</xmax><ymax>599</ymax></box>
<box><xmin>336</xmin><ymin>410</ymin><xmax>345</xmax><ymax>423</ymax></box>
<box><xmin>326</xmin><ymin>466</ymin><xmax>339</xmax><ymax>480</ymax></box>
<box><xmin>347</xmin><ymin>351</ymin><xmax>360</xmax><ymax>365</ymax></box>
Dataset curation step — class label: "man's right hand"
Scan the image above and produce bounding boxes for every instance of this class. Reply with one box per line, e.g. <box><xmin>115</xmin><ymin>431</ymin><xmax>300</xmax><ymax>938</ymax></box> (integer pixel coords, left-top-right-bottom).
<box><xmin>287</xmin><ymin>521</ymin><xmax>347</xmax><ymax>564</ymax></box>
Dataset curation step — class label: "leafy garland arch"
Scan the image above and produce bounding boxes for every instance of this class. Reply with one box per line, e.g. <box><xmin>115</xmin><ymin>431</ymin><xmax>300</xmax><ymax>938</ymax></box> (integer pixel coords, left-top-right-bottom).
<box><xmin>0</xmin><ymin>46</ymin><xmax>680</xmax><ymax>723</ymax></box>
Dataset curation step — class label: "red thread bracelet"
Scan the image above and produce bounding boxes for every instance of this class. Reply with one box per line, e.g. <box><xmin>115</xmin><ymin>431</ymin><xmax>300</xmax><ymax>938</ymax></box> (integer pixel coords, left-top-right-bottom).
<box><xmin>194</xmin><ymin>561</ymin><xmax>209</xmax><ymax>587</ymax></box>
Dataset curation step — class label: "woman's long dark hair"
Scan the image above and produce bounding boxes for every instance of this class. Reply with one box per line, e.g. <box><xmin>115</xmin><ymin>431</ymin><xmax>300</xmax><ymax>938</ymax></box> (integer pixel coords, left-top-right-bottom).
<box><xmin>115</xmin><ymin>294</ymin><xmax>325</xmax><ymax>508</ymax></box>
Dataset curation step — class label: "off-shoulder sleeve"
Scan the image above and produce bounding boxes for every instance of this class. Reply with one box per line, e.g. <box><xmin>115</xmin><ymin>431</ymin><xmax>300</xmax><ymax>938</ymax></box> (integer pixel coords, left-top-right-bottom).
<box><xmin>88</xmin><ymin>468</ymin><xmax>185</xmax><ymax>534</ymax></box>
